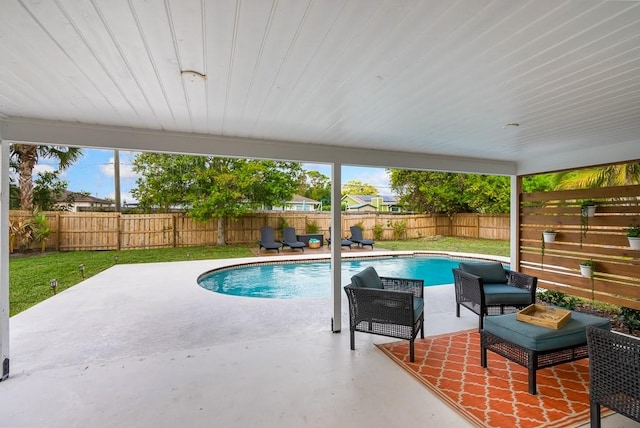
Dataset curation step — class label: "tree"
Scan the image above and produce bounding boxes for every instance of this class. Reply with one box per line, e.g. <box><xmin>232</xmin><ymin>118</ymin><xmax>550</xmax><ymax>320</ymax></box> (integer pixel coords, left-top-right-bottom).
<box><xmin>32</xmin><ymin>171</ymin><xmax>69</xmax><ymax>211</ymax></box>
<box><xmin>554</xmin><ymin>162</ymin><xmax>640</xmax><ymax>189</ymax></box>
<box><xmin>389</xmin><ymin>169</ymin><xmax>556</xmax><ymax>214</ymax></box>
<box><xmin>10</xmin><ymin>144</ymin><xmax>83</xmax><ymax>210</ymax></box>
<box><xmin>132</xmin><ymin>154</ymin><xmax>304</xmax><ymax>244</ymax></box>
<box><xmin>299</xmin><ymin>170</ymin><xmax>331</xmax><ymax>202</ymax></box>
<box><xmin>341</xmin><ymin>179</ymin><xmax>378</xmax><ymax>196</ymax></box>
<box><xmin>131</xmin><ymin>153</ymin><xmax>192</xmax><ymax>212</ymax></box>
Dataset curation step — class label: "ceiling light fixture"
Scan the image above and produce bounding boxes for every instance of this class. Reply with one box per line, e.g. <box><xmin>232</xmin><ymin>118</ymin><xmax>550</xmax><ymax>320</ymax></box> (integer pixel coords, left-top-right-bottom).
<box><xmin>180</xmin><ymin>70</ymin><xmax>207</xmax><ymax>80</ymax></box>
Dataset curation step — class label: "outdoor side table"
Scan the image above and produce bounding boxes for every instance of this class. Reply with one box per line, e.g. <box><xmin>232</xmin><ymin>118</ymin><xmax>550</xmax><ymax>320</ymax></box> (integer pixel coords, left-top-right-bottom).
<box><xmin>480</xmin><ymin>310</ymin><xmax>610</xmax><ymax>395</ymax></box>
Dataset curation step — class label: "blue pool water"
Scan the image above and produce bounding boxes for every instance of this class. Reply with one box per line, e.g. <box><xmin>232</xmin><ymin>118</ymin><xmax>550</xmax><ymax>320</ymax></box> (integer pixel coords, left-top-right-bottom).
<box><xmin>198</xmin><ymin>256</ymin><xmax>499</xmax><ymax>299</ymax></box>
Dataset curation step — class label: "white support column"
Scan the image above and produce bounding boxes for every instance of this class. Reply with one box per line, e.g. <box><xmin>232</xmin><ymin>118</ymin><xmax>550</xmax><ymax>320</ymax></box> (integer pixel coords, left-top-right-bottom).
<box><xmin>1</xmin><ymin>138</ymin><xmax>10</xmax><ymax>380</ymax></box>
<box><xmin>510</xmin><ymin>175</ymin><xmax>521</xmax><ymax>271</ymax></box>
<box><xmin>330</xmin><ymin>162</ymin><xmax>342</xmax><ymax>332</ymax></box>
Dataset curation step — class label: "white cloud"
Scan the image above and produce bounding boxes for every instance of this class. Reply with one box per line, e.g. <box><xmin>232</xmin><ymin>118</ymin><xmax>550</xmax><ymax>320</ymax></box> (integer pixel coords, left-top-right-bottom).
<box><xmin>100</xmin><ymin>151</ymin><xmax>139</xmax><ymax>179</ymax></box>
<box><xmin>33</xmin><ymin>164</ymin><xmax>55</xmax><ymax>176</ymax></box>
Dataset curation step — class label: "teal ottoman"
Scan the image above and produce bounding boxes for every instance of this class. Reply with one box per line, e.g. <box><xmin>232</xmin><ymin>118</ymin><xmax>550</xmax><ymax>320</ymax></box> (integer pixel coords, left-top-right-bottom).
<box><xmin>481</xmin><ymin>310</ymin><xmax>610</xmax><ymax>394</ymax></box>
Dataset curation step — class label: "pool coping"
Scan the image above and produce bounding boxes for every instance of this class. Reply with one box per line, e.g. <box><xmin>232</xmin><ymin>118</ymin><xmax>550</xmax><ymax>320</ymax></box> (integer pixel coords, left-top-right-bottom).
<box><xmin>196</xmin><ymin>250</ymin><xmax>510</xmax><ymax>283</ymax></box>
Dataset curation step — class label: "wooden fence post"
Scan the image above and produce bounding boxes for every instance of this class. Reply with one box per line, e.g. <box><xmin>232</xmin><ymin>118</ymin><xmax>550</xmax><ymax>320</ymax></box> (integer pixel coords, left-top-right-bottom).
<box><xmin>173</xmin><ymin>215</ymin><xmax>177</xmax><ymax>248</ymax></box>
<box><xmin>56</xmin><ymin>213</ymin><xmax>61</xmax><ymax>252</ymax></box>
<box><xmin>117</xmin><ymin>213</ymin><xmax>121</xmax><ymax>251</ymax></box>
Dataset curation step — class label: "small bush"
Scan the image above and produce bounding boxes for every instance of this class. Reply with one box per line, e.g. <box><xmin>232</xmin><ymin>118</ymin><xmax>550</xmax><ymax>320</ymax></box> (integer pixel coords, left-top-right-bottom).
<box><xmin>537</xmin><ymin>290</ymin><xmax>580</xmax><ymax>310</ymax></box>
<box><xmin>305</xmin><ymin>220</ymin><xmax>319</xmax><ymax>234</ymax></box>
<box><xmin>388</xmin><ymin>220</ymin><xmax>407</xmax><ymax>240</ymax></box>
<box><xmin>372</xmin><ymin>223</ymin><xmax>384</xmax><ymax>240</ymax></box>
<box><xmin>620</xmin><ymin>307</ymin><xmax>640</xmax><ymax>334</ymax></box>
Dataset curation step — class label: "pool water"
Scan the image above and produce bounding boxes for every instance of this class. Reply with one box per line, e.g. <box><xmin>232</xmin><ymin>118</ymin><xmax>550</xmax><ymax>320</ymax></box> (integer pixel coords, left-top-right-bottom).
<box><xmin>198</xmin><ymin>256</ymin><xmax>496</xmax><ymax>298</ymax></box>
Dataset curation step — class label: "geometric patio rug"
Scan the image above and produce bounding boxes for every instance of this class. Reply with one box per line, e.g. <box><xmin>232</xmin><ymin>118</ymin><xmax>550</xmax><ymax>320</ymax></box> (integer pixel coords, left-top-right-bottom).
<box><xmin>377</xmin><ymin>330</ymin><xmax>613</xmax><ymax>428</ymax></box>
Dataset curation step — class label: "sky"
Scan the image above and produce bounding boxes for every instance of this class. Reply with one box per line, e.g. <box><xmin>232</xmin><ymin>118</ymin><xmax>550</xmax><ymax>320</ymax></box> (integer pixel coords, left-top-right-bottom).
<box><xmin>34</xmin><ymin>149</ymin><xmax>393</xmax><ymax>203</ymax></box>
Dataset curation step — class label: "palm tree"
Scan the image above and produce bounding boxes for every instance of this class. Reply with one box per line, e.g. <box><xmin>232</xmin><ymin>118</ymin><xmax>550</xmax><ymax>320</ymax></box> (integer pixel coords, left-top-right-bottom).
<box><xmin>555</xmin><ymin>162</ymin><xmax>640</xmax><ymax>189</ymax></box>
<box><xmin>10</xmin><ymin>144</ymin><xmax>83</xmax><ymax>210</ymax></box>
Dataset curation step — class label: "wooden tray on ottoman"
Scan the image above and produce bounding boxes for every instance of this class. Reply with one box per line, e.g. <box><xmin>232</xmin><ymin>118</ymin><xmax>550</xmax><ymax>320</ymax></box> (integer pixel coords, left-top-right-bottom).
<box><xmin>516</xmin><ymin>304</ymin><xmax>571</xmax><ymax>329</ymax></box>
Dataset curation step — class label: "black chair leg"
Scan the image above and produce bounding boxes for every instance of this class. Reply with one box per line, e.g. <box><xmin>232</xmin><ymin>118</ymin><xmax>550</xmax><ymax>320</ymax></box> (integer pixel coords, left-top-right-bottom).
<box><xmin>409</xmin><ymin>340</ymin><xmax>415</xmax><ymax>362</ymax></box>
<box><xmin>456</xmin><ymin>304</ymin><xmax>460</xmax><ymax>317</ymax></box>
<box><xmin>349</xmin><ymin>330</ymin><xmax>355</xmax><ymax>351</ymax></box>
<box><xmin>590</xmin><ymin>402</ymin><xmax>601</xmax><ymax>428</ymax></box>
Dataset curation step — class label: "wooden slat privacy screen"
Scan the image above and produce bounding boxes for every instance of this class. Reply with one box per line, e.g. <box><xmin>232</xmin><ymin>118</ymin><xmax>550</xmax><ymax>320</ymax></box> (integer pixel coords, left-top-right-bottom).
<box><xmin>520</xmin><ymin>184</ymin><xmax>640</xmax><ymax>310</ymax></box>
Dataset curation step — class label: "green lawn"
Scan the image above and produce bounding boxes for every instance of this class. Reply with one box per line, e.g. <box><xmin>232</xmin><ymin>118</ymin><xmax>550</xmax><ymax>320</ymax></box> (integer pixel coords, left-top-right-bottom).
<box><xmin>8</xmin><ymin>237</ymin><xmax>508</xmax><ymax>316</ymax></box>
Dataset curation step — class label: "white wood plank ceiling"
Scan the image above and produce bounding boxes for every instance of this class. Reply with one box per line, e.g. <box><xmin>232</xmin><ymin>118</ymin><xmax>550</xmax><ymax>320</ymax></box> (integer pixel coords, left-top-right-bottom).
<box><xmin>1</xmin><ymin>0</ymin><xmax>640</xmax><ymax>175</ymax></box>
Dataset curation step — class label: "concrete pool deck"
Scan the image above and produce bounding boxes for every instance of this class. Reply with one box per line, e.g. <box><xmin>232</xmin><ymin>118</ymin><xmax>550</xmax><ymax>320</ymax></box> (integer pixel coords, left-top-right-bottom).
<box><xmin>1</xmin><ymin>252</ymin><xmax>635</xmax><ymax>427</ymax></box>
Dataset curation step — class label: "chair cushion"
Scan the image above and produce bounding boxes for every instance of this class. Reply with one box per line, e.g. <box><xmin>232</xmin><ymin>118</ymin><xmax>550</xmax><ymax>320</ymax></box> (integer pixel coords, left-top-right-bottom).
<box><xmin>413</xmin><ymin>297</ymin><xmax>424</xmax><ymax>320</ymax></box>
<box><xmin>483</xmin><ymin>310</ymin><xmax>611</xmax><ymax>352</ymax></box>
<box><xmin>351</xmin><ymin>266</ymin><xmax>383</xmax><ymax>289</ymax></box>
<box><xmin>459</xmin><ymin>262</ymin><xmax>507</xmax><ymax>284</ymax></box>
<box><xmin>483</xmin><ymin>284</ymin><xmax>532</xmax><ymax>305</ymax></box>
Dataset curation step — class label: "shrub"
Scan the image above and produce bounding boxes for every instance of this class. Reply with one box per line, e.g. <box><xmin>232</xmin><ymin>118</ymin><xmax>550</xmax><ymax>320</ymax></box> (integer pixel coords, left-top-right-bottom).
<box><xmin>389</xmin><ymin>220</ymin><xmax>407</xmax><ymax>240</ymax></box>
<box><xmin>305</xmin><ymin>220</ymin><xmax>319</xmax><ymax>234</ymax></box>
<box><xmin>620</xmin><ymin>307</ymin><xmax>640</xmax><ymax>334</ymax></box>
<box><xmin>537</xmin><ymin>290</ymin><xmax>580</xmax><ymax>310</ymax></box>
<box><xmin>372</xmin><ymin>223</ymin><xmax>384</xmax><ymax>240</ymax></box>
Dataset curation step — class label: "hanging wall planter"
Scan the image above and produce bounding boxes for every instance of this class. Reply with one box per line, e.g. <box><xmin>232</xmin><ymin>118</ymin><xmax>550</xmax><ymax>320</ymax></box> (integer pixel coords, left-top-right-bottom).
<box><xmin>582</xmin><ymin>203</ymin><xmax>597</xmax><ymax>217</ymax></box>
<box><xmin>579</xmin><ymin>260</ymin><xmax>595</xmax><ymax>278</ymax></box>
<box><xmin>626</xmin><ymin>225</ymin><xmax>640</xmax><ymax>250</ymax></box>
<box><xmin>579</xmin><ymin>201</ymin><xmax>597</xmax><ymax>248</ymax></box>
<box><xmin>543</xmin><ymin>230</ymin><xmax>557</xmax><ymax>243</ymax></box>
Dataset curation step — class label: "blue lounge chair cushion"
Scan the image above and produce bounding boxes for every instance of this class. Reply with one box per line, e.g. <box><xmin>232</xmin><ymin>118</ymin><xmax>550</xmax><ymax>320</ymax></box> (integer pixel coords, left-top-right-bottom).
<box><xmin>483</xmin><ymin>284</ymin><xmax>532</xmax><ymax>305</ymax></box>
<box><xmin>351</xmin><ymin>266</ymin><xmax>383</xmax><ymax>289</ymax></box>
<box><xmin>459</xmin><ymin>262</ymin><xmax>507</xmax><ymax>284</ymax></box>
<box><xmin>483</xmin><ymin>310</ymin><xmax>610</xmax><ymax>352</ymax></box>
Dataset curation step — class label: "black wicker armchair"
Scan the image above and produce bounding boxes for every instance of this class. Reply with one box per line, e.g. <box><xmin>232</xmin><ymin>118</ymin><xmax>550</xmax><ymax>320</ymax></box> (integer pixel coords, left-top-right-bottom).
<box><xmin>344</xmin><ymin>266</ymin><xmax>424</xmax><ymax>362</ymax></box>
<box><xmin>586</xmin><ymin>326</ymin><xmax>640</xmax><ymax>428</ymax></box>
<box><xmin>453</xmin><ymin>262</ymin><xmax>537</xmax><ymax>330</ymax></box>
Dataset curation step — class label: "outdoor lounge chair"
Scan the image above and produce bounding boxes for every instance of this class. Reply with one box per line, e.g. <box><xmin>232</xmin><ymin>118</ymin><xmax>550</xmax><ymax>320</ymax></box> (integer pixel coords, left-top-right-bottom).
<box><xmin>349</xmin><ymin>226</ymin><xmax>375</xmax><ymax>249</ymax></box>
<box><xmin>452</xmin><ymin>262</ymin><xmax>537</xmax><ymax>330</ymax></box>
<box><xmin>344</xmin><ymin>266</ymin><xmax>424</xmax><ymax>362</ymax></box>
<box><xmin>327</xmin><ymin>227</ymin><xmax>352</xmax><ymax>250</ymax></box>
<box><xmin>258</xmin><ymin>226</ymin><xmax>282</xmax><ymax>253</ymax></box>
<box><xmin>281</xmin><ymin>227</ymin><xmax>305</xmax><ymax>252</ymax></box>
<box><xmin>586</xmin><ymin>326</ymin><xmax>640</xmax><ymax>428</ymax></box>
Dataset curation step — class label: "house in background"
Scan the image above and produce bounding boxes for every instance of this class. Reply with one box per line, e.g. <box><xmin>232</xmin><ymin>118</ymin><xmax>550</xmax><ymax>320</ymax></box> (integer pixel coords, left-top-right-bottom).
<box><xmin>55</xmin><ymin>191</ymin><xmax>113</xmax><ymax>212</ymax></box>
<box><xmin>270</xmin><ymin>195</ymin><xmax>321</xmax><ymax>211</ymax></box>
<box><xmin>342</xmin><ymin>195</ymin><xmax>402</xmax><ymax>213</ymax></box>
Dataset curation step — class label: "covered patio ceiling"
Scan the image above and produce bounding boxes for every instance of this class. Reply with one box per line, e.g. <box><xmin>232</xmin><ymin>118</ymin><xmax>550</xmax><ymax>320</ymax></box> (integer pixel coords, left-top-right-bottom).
<box><xmin>1</xmin><ymin>0</ymin><xmax>639</xmax><ymax>175</ymax></box>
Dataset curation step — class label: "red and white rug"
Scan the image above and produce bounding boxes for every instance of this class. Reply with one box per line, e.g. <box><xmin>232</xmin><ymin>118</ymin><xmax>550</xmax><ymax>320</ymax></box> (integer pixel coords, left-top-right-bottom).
<box><xmin>377</xmin><ymin>330</ymin><xmax>612</xmax><ymax>428</ymax></box>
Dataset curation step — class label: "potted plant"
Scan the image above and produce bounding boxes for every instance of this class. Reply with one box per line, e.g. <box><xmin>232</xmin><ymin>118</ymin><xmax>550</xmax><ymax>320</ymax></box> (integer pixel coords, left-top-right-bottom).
<box><xmin>542</xmin><ymin>229</ymin><xmax>557</xmax><ymax>243</ymax></box>
<box><xmin>625</xmin><ymin>225</ymin><xmax>640</xmax><ymax>250</ymax></box>
<box><xmin>581</xmin><ymin>200</ymin><xmax>597</xmax><ymax>217</ymax></box>
<box><xmin>579</xmin><ymin>259</ymin><xmax>596</xmax><ymax>278</ymax></box>
<box><xmin>579</xmin><ymin>200</ymin><xmax>597</xmax><ymax>248</ymax></box>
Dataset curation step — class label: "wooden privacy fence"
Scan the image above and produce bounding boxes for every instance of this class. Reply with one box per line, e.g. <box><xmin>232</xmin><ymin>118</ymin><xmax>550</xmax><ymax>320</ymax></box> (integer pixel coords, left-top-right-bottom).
<box><xmin>9</xmin><ymin>210</ymin><xmax>510</xmax><ymax>252</ymax></box>
<box><xmin>519</xmin><ymin>184</ymin><xmax>640</xmax><ymax>310</ymax></box>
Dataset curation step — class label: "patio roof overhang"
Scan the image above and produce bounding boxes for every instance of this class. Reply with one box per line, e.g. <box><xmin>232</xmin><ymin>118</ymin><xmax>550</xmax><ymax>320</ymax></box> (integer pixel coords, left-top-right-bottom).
<box><xmin>2</xmin><ymin>0</ymin><xmax>640</xmax><ymax>383</ymax></box>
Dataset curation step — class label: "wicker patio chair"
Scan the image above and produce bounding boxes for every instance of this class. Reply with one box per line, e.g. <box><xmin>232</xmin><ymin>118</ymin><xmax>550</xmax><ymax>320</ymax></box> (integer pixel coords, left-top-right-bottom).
<box><xmin>344</xmin><ymin>266</ymin><xmax>424</xmax><ymax>362</ymax></box>
<box><xmin>586</xmin><ymin>326</ymin><xmax>640</xmax><ymax>427</ymax></box>
<box><xmin>453</xmin><ymin>262</ymin><xmax>537</xmax><ymax>330</ymax></box>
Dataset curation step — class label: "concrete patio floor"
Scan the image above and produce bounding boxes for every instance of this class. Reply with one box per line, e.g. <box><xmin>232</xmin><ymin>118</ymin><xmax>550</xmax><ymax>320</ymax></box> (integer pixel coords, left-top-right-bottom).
<box><xmin>1</xmin><ymin>252</ymin><xmax>637</xmax><ymax>427</ymax></box>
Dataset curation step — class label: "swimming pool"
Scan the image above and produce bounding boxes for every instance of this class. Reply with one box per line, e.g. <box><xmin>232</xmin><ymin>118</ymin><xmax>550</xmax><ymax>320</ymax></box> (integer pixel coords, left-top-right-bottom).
<box><xmin>198</xmin><ymin>255</ymin><xmax>502</xmax><ymax>298</ymax></box>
